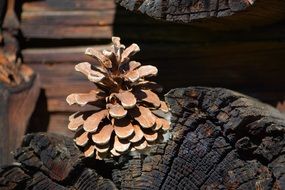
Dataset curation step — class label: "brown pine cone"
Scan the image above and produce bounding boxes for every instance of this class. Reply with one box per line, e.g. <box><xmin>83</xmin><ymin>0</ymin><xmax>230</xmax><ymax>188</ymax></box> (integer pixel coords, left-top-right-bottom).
<box><xmin>66</xmin><ymin>37</ymin><xmax>170</xmax><ymax>159</ymax></box>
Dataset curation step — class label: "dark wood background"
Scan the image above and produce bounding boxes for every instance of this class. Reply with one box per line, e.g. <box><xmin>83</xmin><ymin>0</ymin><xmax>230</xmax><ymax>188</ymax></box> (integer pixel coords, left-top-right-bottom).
<box><xmin>14</xmin><ymin>0</ymin><xmax>285</xmax><ymax>136</ymax></box>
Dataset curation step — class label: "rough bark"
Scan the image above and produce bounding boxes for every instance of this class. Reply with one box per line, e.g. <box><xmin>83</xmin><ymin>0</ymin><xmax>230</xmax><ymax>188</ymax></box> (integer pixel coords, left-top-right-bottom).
<box><xmin>117</xmin><ymin>0</ymin><xmax>285</xmax><ymax>27</ymax></box>
<box><xmin>1</xmin><ymin>87</ymin><xmax>285</xmax><ymax>189</ymax></box>
<box><xmin>112</xmin><ymin>87</ymin><xmax>285</xmax><ymax>189</ymax></box>
<box><xmin>117</xmin><ymin>0</ymin><xmax>256</xmax><ymax>19</ymax></box>
<box><xmin>0</xmin><ymin>133</ymin><xmax>117</xmax><ymax>190</ymax></box>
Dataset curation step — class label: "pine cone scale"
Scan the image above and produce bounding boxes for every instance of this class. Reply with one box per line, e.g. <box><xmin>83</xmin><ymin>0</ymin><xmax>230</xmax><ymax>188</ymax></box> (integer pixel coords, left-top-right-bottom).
<box><xmin>129</xmin><ymin>124</ymin><xmax>144</xmax><ymax>143</ymax></box>
<box><xmin>68</xmin><ymin>113</ymin><xmax>84</xmax><ymax>131</ymax></box>
<box><xmin>91</xmin><ymin>124</ymin><xmax>113</xmax><ymax>145</ymax></box>
<box><xmin>114</xmin><ymin>118</ymin><xmax>135</xmax><ymax>139</ymax></box>
<box><xmin>107</xmin><ymin>103</ymin><xmax>127</xmax><ymax>119</ymax></box>
<box><xmin>83</xmin><ymin>109</ymin><xmax>108</xmax><ymax>133</ymax></box>
<box><xmin>129</xmin><ymin>106</ymin><xmax>156</xmax><ymax>128</ymax></box>
<box><xmin>114</xmin><ymin>91</ymin><xmax>137</xmax><ymax>109</ymax></box>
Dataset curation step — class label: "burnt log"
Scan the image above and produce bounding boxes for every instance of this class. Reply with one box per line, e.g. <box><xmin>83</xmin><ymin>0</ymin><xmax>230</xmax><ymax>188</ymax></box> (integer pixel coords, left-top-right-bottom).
<box><xmin>117</xmin><ymin>0</ymin><xmax>285</xmax><ymax>29</ymax></box>
<box><xmin>1</xmin><ymin>87</ymin><xmax>285</xmax><ymax>189</ymax></box>
<box><xmin>0</xmin><ymin>133</ymin><xmax>117</xmax><ymax>190</ymax></box>
<box><xmin>112</xmin><ymin>87</ymin><xmax>285</xmax><ymax>189</ymax></box>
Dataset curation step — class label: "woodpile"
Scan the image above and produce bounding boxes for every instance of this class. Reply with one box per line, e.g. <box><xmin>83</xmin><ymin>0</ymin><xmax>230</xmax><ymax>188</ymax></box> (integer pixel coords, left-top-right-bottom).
<box><xmin>1</xmin><ymin>87</ymin><xmax>284</xmax><ymax>189</ymax></box>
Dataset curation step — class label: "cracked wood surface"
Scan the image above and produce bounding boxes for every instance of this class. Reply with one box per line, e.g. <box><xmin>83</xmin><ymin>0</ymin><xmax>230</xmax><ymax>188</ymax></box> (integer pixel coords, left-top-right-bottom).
<box><xmin>117</xmin><ymin>0</ymin><xmax>285</xmax><ymax>28</ymax></box>
<box><xmin>1</xmin><ymin>87</ymin><xmax>285</xmax><ymax>189</ymax></box>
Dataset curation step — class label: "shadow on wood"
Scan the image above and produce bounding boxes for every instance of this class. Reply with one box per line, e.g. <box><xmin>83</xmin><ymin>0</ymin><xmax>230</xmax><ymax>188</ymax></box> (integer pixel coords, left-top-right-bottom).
<box><xmin>25</xmin><ymin>89</ymin><xmax>50</xmax><ymax>134</ymax></box>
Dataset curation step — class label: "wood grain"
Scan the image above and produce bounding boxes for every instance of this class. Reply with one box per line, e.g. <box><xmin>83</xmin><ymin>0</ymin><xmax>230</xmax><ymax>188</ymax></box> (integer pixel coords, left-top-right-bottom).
<box><xmin>30</xmin><ymin>64</ymin><xmax>95</xmax><ymax>112</ymax></box>
<box><xmin>22</xmin><ymin>45</ymin><xmax>110</xmax><ymax>64</ymax></box>
<box><xmin>0</xmin><ymin>75</ymin><xmax>40</xmax><ymax>165</ymax></box>
<box><xmin>23</xmin><ymin>0</ymin><xmax>115</xmax><ymax>11</ymax></box>
<box><xmin>21</xmin><ymin>0</ymin><xmax>115</xmax><ymax>40</ymax></box>
<box><xmin>117</xmin><ymin>0</ymin><xmax>285</xmax><ymax>29</ymax></box>
<box><xmin>22</xmin><ymin>10</ymin><xmax>115</xmax><ymax>26</ymax></box>
<box><xmin>48</xmin><ymin>114</ymin><xmax>74</xmax><ymax>137</ymax></box>
<box><xmin>21</xmin><ymin>25</ymin><xmax>113</xmax><ymax>39</ymax></box>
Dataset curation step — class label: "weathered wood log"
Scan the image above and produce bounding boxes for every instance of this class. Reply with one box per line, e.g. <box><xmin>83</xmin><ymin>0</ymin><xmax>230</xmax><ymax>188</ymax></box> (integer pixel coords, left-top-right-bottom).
<box><xmin>117</xmin><ymin>0</ymin><xmax>254</xmax><ymax>19</ymax></box>
<box><xmin>0</xmin><ymin>0</ymin><xmax>41</xmax><ymax>165</ymax></box>
<box><xmin>0</xmin><ymin>133</ymin><xmax>117</xmax><ymax>189</ymax></box>
<box><xmin>117</xmin><ymin>0</ymin><xmax>285</xmax><ymax>29</ymax></box>
<box><xmin>1</xmin><ymin>87</ymin><xmax>284</xmax><ymax>189</ymax></box>
<box><xmin>112</xmin><ymin>87</ymin><xmax>285</xmax><ymax>189</ymax></box>
<box><xmin>0</xmin><ymin>73</ymin><xmax>40</xmax><ymax>165</ymax></box>
<box><xmin>2</xmin><ymin>0</ymin><xmax>19</xmax><ymax>30</ymax></box>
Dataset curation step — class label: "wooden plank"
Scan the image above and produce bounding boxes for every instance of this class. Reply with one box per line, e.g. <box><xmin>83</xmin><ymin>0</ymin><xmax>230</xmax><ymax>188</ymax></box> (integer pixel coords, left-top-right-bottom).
<box><xmin>22</xmin><ymin>0</ymin><xmax>115</xmax><ymax>11</ymax></box>
<box><xmin>21</xmin><ymin>10</ymin><xmax>115</xmax><ymax>26</ymax></box>
<box><xmin>22</xmin><ymin>45</ymin><xmax>110</xmax><ymax>64</ymax></box>
<box><xmin>21</xmin><ymin>25</ymin><xmax>112</xmax><ymax>39</ymax></box>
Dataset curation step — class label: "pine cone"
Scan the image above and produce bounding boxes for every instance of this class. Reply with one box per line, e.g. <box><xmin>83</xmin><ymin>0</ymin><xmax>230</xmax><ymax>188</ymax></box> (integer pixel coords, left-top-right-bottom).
<box><xmin>66</xmin><ymin>37</ymin><xmax>170</xmax><ymax>159</ymax></box>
